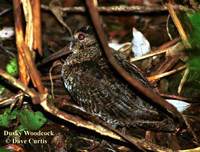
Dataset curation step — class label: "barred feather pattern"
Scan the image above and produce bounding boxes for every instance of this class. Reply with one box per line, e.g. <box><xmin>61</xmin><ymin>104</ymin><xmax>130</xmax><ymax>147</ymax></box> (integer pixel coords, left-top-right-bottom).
<box><xmin>62</xmin><ymin>32</ymin><xmax>176</xmax><ymax>132</ymax></box>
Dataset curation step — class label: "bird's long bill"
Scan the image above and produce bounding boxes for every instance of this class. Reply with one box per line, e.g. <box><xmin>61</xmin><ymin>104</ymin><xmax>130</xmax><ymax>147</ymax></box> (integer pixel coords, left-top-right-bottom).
<box><xmin>38</xmin><ymin>45</ymin><xmax>73</xmax><ymax>66</ymax></box>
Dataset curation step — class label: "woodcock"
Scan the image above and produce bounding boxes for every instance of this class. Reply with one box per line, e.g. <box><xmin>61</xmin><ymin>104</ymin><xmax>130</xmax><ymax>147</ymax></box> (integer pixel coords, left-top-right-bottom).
<box><xmin>62</xmin><ymin>26</ymin><xmax>177</xmax><ymax>132</ymax></box>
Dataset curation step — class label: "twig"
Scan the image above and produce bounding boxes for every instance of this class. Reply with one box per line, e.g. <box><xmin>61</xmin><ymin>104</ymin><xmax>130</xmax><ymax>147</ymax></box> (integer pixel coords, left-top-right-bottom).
<box><xmin>159</xmin><ymin>37</ymin><xmax>180</xmax><ymax>50</ymax></box>
<box><xmin>150</xmin><ymin>57</ymin><xmax>180</xmax><ymax>77</ymax></box>
<box><xmin>49</xmin><ymin>61</ymin><xmax>62</xmax><ymax>99</ymax></box>
<box><xmin>0</xmin><ymin>69</ymin><xmax>39</xmax><ymax>102</ymax></box>
<box><xmin>0</xmin><ymin>92</ymin><xmax>24</xmax><ymax>107</ymax></box>
<box><xmin>22</xmin><ymin>0</ymin><xmax>34</xmax><ymax>51</ymax></box>
<box><xmin>13</xmin><ymin>0</ymin><xmax>30</xmax><ymax>85</ymax></box>
<box><xmin>166</xmin><ymin>15</ymin><xmax>173</xmax><ymax>40</ymax></box>
<box><xmin>167</xmin><ymin>3</ymin><xmax>190</xmax><ymax>48</ymax></box>
<box><xmin>0</xmin><ymin>8</ymin><xmax>12</xmax><ymax>16</ymax></box>
<box><xmin>86</xmin><ymin>0</ymin><xmax>184</xmax><ymax>150</ymax></box>
<box><xmin>41</xmin><ymin>74</ymin><xmax>61</xmax><ymax>81</ymax></box>
<box><xmin>13</xmin><ymin>0</ymin><xmax>46</xmax><ymax>95</ymax></box>
<box><xmin>148</xmin><ymin>65</ymin><xmax>186</xmax><ymax>81</ymax></box>
<box><xmin>21</xmin><ymin>44</ymin><xmax>46</xmax><ymax>94</ymax></box>
<box><xmin>0</xmin><ymin>45</ymin><xmax>16</xmax><ymax>58</ymax></box>
<box><xmin>130</xmin><ymin>41</ymin><xmax>184</xmax><ymax>62</ymax></box>
<box><xmin>49</xmin><ymin>0</ymin><xmax>72</xmax><ymax>36</ymax></box>
<box><xmin>32</xmin><ymin>0</ymin><xmax>43</xmax><ymax>55</ymax></box>
<box><xmin>178</xmin><ymin>68</ymin><xmax>189</xmax><ymax>94</ymax></box>
<box><xmin>41</xmin><ymin>4</ymin><xmax>192</xmax><ymax>14</ymax></box>
<box><xmin>160</xmin><ymin>93</ymin><xmax>193</xmax><ymax>103</ymax></box>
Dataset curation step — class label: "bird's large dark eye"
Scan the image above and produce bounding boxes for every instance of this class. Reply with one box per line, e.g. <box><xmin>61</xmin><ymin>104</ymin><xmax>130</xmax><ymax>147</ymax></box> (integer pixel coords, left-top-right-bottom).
<box><xmin>78</xmin><ymin>33</ymin><xmax>85</xmax><ymax>40</ymax></box>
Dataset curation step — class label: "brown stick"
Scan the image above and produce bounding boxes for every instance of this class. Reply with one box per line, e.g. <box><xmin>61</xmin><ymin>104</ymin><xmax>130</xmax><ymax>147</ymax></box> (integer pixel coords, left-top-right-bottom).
<box><xmin>32</xmin><ymin>0</ymin><xmax>42</xmax><ymax>55</ymax></box>
<box><xmin>130</xmin><ymin>42</ymin><xmax>184</xmax><ymax>62</ymax></box>
<box><xmin>0</xmin><ymin>92</ymin><xmax>24</xmax><ymax>107</ymax></box>
<box><xmin>86</xmin><ymin>0</ymin><xmax>184</xmax><ymax>128</ymax></box>
<box><xmin>22</xmin><ymin>0</ymin><xmax>34</xmax><ymax>52</ymax></box>
<box><xmin>0</xmin><ymin>69</ymin><xmax>39</xmax><ymax>101</ymax></box>
<box><xmin>160</xmin><ymin>93</ymin><xmax>193</xmax><ymax>103</ymax></box>
<box><xmin>13</xmin><ymin>0</ymin><xmax>30</xmax><ymax>85</ymax></box>
<box><xmin>148</xmin><ymin>65</ymin><xmax>186</xmax><ymax>81</ymax></box>
<box><xmin>41</xmin><ymin>4</ymin><xmax>192</xmax><ymax>14</ymax></box>
<box><xmin>13</xmin><ymin>0</ymin><xmax>46</xmax><ymax>97</ymax></box>
<box><xmin>150</xmin><ymin>57</ymin><xmax>180</xmax><ymax>77</ymax></box>
<box><xmin>21</xmin><ymin>43</ymin><xmax>46</xmax><ymax>95</ymax></box>
<box><xmin>41</xmin><ymin>74</ymin><xmax>61</xmax><ymax>81</ymax></box>
<box><xmin>167</xmin><ymin>3</ymin><xmax>190</xmax><ymax>48</ymax></box>
<box><xmin>158</xmin><ymin>37</ymin><xmax>180</xmax><ymax>50</ymax></box>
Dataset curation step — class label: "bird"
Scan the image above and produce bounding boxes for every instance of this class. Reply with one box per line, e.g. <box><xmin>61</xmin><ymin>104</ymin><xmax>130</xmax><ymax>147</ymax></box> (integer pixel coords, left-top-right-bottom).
<box><xmin>61</xmin><ymin>26</ymin><xmax>177</xmax><ymax>132</ymax></box>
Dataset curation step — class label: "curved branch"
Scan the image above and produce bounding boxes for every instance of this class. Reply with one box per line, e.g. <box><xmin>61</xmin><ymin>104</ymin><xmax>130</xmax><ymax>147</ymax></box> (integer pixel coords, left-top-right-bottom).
<box><xmin>85</xmin><ymin>0</ymin><xmax>184</xmax><ymax>127</ymax></box>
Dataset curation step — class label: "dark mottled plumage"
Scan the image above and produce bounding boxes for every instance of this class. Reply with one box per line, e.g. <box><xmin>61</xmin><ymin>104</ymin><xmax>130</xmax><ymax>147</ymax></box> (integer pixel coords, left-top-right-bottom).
<box><xmin>62</xmin><ymin>26</ymin><xmax>176</xmax><ymax>132</ymax></box>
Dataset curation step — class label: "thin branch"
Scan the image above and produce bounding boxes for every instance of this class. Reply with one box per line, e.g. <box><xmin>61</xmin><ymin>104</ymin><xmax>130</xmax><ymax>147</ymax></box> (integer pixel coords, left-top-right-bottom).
<box><xmin>22</xmin><ymin>0</ymin><xmax>34</xmax><ymax>51</ymax></box>
<box><xmin>41</xmin><ymin>4</ymin><xmax>192</xmax><ymax>14</ymax></box>
<box><xmin>148</xmin><ymin>65</ymin><xmax>186</xmax><ymax>81</ymax></box>
<box><xmin>160</xmin><ymin>93</ymin><xmax>193</xmax><ymax>103</ymax></box>
<box><xmin>41</xmin><ymin>74</ymin><xmax>61</xmax><ymax>81</ymax></box>
<box><xmin>0</xmin><ymin>8</ymin><xmax>12</xmax><ymax>16</ymax></box>
<box><xmin>0</xmin><ymin>92</ymin><xmax>24</xmax><ymax>107</ymax></box>
<box><xmin>86</xmin><ymin>0</ymin><xmax>184</xmax><ymax>149</ymax></box>
<box><xmin>159</xmin><ymin>37</ymin><xmax>180</xmax><ymax>50</ymax></box>
<box><xmin>48</xmin><ymin>61</ymin><xmax>62</xmax><ymax>99</ymax></box>
<box><xmin>21</xmin><ymin>43</ymin><xmax>46</xmax><ymax>94</ymax></box>
<box><xmin>13</xmin><ymin>0</ymin><xmax>46</xmax><ymax>95</ymax></box>
<box><xmin>150</xmin><ymin>57</ymin><xmax>180</xmax><ymax>77</ymax></box>
<box><xmin>166</xmin><ymin>15</ymin><xmax>173</xmax><ymax>40</ymax></box>
<box><xmin>0</xmin><ymin>69</ymin><xmax>39</xmax><ymax>101</ymax></box>
<box><xmin>32</xmin><ymin>0</ymin><xmax>43</xmax><ymax>55</ymax></box>
<box><xmin>13</xmin><ymin>0</ymin><xmax>30</xmax><ymax>85</ymax></box>
<box><xmin>178</xmin><ymin>68</ymin><xmax>189</xmax><ymax>94</ymax></box>
<box><xmin>49</xmin><ymin>0</ymin><xmax>72</xmax><ymax>36</ymax></box>
<box><xmin>167</xmin><ymin>3</ymin><xmax>191</xmax><ymax>48</ymax></box>
<box><xmin>130</xmin><ymin>41</ymin><xmax>184</xmax><ymax>62</ymax></box>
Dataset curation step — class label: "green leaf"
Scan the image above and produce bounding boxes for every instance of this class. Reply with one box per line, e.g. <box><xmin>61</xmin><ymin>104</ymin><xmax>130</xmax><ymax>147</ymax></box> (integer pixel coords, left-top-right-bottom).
<box><xmin>0</xmin><ymin>58</ymin><xmax>18</xmax><ymax>95</ymax></box>
<box><xmin>0</xmin><ymin>109</ymin><xmax>17</xmax><ymax>127</ymax></box>
<box><xmin>6</xmin><ymin>57</ymin><xmax>18</xmax><ymax>77</ymax></box>
<box><xmin>18</xmin><ymin>108</ymin><xmax>47</xmax><ymax>131</ymax></box>
<box><xmin>0</xmin><ymin>147</ymin><xmax>11</xmax><ymax>152</ymax></box>
<box><xmin>186</xmin><ymin>12</ymin><xmax>200</xmax><ymax>48</ymax></box>
<box><xmin>188</xmin><ymin>57</ymin><xmax>200</xmax><ymax>71</ymax></box>
<box><xmin>180</xmin><ymin>11</ymin><xmax>200</xmax><ymax>86</ymax></box>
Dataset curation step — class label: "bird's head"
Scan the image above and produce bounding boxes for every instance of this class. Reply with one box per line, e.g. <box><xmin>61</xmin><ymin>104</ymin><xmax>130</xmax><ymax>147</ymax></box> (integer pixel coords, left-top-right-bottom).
<box><xmin>70</xmin><ymin>26</ymin><xmax>97</xmax><ymax>54</ymax></box>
